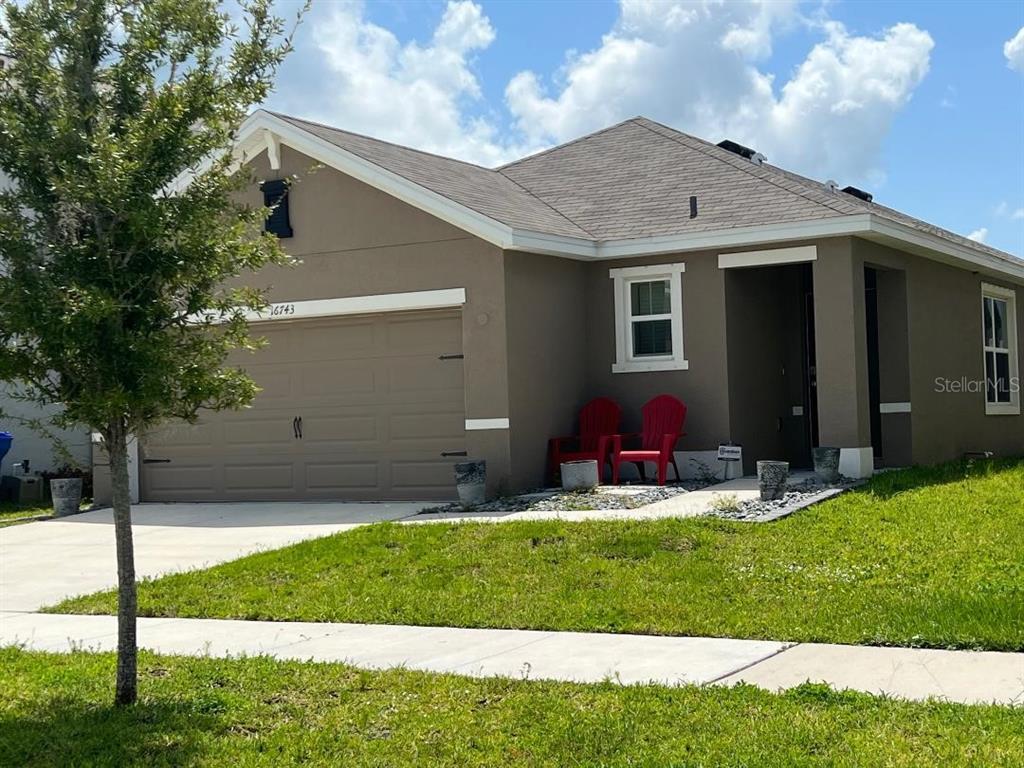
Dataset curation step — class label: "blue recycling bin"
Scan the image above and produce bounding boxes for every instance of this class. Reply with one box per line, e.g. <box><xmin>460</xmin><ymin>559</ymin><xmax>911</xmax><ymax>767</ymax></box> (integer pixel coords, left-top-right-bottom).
<box><xmin>0</xmin><ymin>432</ymin><xmax>12</xmax><ymax>467</ymax></box>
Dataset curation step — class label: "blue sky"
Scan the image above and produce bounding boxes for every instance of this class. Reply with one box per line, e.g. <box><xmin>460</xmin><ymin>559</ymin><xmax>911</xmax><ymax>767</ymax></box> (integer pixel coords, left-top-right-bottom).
<box><xmin>266</xmin><ymin>0</ymin><xmax>1024</xmax><ymax>255</ymax></box>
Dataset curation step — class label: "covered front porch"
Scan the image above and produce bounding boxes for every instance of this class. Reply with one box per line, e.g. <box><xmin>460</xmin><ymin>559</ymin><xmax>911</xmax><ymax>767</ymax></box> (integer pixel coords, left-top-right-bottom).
<box><xmin>721</xmin><ymin>242</ymin><xmax>912</xmax><ymax>478</ymax></box>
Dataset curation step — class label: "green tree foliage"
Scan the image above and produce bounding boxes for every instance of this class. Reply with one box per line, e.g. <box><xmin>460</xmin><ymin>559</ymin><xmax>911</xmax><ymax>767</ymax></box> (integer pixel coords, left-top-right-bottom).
<box><xmin>0</xmin><ymin>0</ymin><xmax>300</xmax><ymax>704</ymax></box>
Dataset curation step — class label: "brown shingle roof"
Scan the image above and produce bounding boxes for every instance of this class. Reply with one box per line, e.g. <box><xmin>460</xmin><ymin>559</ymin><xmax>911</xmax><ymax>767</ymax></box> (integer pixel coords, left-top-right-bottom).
<box><xmin>271</xmin><ymin>112</ymin><xmax>1021</xmax><ymax>266</ymax></box>
<box><xmin>272</xmin><ymin>113</ymin><xmax>593</xmax><ymax>240</ymax></box>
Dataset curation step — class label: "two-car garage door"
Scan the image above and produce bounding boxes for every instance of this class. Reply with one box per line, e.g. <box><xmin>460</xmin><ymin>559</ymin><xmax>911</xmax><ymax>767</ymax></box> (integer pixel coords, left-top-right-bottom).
<box><xmin>140</xmin><ymin>310</ymin><xmax>466</xmax><ymax>501</ymax></box>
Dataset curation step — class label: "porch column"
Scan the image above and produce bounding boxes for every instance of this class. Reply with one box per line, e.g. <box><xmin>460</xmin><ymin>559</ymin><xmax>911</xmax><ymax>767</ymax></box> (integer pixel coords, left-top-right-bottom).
<box><xmin>813</xmin><ymin>240</ymin><xmax>874</xmax><ymax>477</ymax></box>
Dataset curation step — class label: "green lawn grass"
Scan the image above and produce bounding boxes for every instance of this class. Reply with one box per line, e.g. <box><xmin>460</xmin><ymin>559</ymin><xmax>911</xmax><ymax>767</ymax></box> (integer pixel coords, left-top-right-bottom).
<box><xmin>53</xmin><ymin>459</ymin><xmax>1024</xmax><ymax>650</ymax></box>
<box><xmin>1</xmin><ymin>649</ymin><xmax>1021</xmax><ymax>767</ymax></box>
<box><xmin>0</xmin><ymin>501</ymin><xmax>52</xmax><ymax>527</ymax></box>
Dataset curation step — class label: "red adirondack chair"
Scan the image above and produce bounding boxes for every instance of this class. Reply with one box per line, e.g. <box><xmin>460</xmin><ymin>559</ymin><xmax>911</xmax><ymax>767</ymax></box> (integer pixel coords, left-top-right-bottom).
<box><xmin>547</xmin><ymin>397</ymin><xmax>622</xmax><ymax>485</ymax></box>
<box><xmin>610</xmin><ymin>395</ymin><xmax>687</xmax><ymax>486</ymax></box>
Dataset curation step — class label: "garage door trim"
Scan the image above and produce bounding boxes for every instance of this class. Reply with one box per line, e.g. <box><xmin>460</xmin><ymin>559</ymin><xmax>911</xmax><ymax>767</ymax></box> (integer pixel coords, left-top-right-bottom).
<box><xmin>246</xmin><ymin>288</ymin><xmax>466</xmax><ymax>324</ymax></box>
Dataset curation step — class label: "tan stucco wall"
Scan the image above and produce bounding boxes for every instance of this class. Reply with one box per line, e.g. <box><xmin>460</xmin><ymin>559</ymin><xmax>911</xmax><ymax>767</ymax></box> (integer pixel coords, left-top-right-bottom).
<box><xmin>237</xmin><ymin>146</ymin><xmax>515</xmax><ymax>491</ymax></box>
<box><xmin>855</xmin><ymin>240</ymin><xmax>1024</xmax><ymax>462</ymax></box>
<box><xmin>503</xmin><ymin>252</ymin><xmax>588</xmax><ymax>489</ymax></box>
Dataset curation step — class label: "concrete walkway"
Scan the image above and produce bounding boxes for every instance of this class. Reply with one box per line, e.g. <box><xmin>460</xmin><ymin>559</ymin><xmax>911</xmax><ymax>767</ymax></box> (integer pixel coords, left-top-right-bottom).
<box><xmin>2</xmin><ymin>612</ymin><xmax>1021</xmax><ymax>706</ymax></box>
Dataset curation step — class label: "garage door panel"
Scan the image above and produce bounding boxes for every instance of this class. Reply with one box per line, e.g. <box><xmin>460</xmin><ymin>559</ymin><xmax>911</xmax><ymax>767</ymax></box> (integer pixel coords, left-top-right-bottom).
<box><xmin>144</xmin><ymin>421</ymin><xmax>220</xmax><ymax>450</ymax></box>
<box><xmin>390</xmin><ymin>459</ymin><xmax>460</xmax><ymax>492</ymax></box>
<box><xmin>223</xmin><ymin>416</ymin><xmax>297</xmax><ymax>448</ymax></box>
<box><xmin>299</xmin><ymin>364</ymin><xmax>376</xmax><ymax>398</ymax></box>
<box><xmin>145</xmin><ymin>464</ymin><xmax>217</xmax><ymax>496</ymax></box>
<box><xmin>224</xmin><ymin>463</ymin><xmax>294</xmax><ymax>492</ymax></box>
<box><xmin>389</xmin><ymin>360</ymin><xmax>463</xmax><ymax>394</ymax></box>
<box><xmin>300</xmin><ymin>321</ymin><xmax>376</xmax><ymax>359</ymax></box>
<box><xmin>389</xmin><ymin>411</ymin><xmax>464</xmax><ymax>442</ymax></box>
<box><xmin>305</xmin><ymin>461</ymin><xmax>378</xmax><ymax>491</ymax></box>
<box><xmin>142</xmin><ymin>309</ymin><xmax>466</xmax><ymax>502</ymax></box>
<box><xmin>301</xmin><ymin>414</ymin><xmax>379</xmax><ymax>446</ymax></box>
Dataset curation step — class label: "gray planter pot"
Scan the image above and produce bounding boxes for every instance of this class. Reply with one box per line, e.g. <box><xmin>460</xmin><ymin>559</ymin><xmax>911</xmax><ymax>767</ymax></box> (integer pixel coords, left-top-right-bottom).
<box><xmin>813</xmin><ymin>447</ymin><xmax>841</xmax><ymax>484</ymax></box>
<box><xmin>50</xmin><ymin>477</ymin><xmax>83</xmax><ymax>517</ymax></box>
<box><xmin>756</xmin><ymin>460</ymin><xmax>789</xmax><ymax>501</ymax></box>
<box><xmin>454</xmin><ymin>460</ymin><xmax>486</xmax><ymax>508</ymax></box>
<box><xmin>561</xmin><ymin>459</ymin><xmax>599</xmax><ymax>491</ymax></box>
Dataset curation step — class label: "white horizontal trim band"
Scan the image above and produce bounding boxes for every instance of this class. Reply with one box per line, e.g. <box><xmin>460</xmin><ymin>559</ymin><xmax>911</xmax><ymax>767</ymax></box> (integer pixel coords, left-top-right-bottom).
<box><xmin>246</xmin><ymin>288</ymin><xmax>466</xmax><ymax>323</ymax></box>
<box><xmin>879</xmin><ymin>402</ymin><xmax>911</xmax><ymax>414</ymax></box>
<box><xmin>718</xmin><ymin>245</ymin><xmax>817</xmax><ymax>269</ymax></box>
<box><xmin>465</xmin><ymin>418</ymin><xmax>509</xmax><ymax>430</ymax></box>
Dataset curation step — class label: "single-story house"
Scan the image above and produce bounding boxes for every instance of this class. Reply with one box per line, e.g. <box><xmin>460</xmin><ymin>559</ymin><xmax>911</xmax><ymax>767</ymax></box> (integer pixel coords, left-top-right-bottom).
<box><xmin>96</xmin><ymin>110</ymin><xmax>1024</xmax><ymax>503</ymax></box>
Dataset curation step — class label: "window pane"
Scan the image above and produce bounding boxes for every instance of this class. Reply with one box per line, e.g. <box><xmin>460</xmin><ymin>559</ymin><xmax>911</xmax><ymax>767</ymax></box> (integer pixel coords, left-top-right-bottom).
<box><xmin>983</xmin><ymin>298</ymin><xmax>994</xmax><ymax>348</ymax></box>
<box><xmin>992</xmin><ymin>298</ymin><xmax>1009</xmax><ymax>350</ymax></box>
<box><xmin>632</xmin><ymin>319</ymin><xmax>672</xmax><ymax>357</ymax></box>
<box><xmin>995</xmin><ymin>351</ymin><xmax>1012</xmax><ymax>403</ymax></box>
<box><xmin>630</xmin><ymin>280</ymin><xmax>671</xmax><ymax>316</ymax></box>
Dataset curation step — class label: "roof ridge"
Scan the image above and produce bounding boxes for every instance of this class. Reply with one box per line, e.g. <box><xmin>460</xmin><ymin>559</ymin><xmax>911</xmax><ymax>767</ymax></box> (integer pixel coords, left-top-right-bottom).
<box><xmin>496</xmin><ymin>169</ymin><xmax>598</xmax><ymax>239</ymax></box>
<box><xmin>631</xmin><ymin>117</ymin><xmax>861</xmax><ymax>218</ymax></box>
<box><xmin>270</xmin><ymin>111</ymin><xmax>497</xmax><ymax>173</ymax></box>
<box><xmin>496</xmin><ymin>116</ymin><xmax>641</xmax><ymax>172</ymax></box>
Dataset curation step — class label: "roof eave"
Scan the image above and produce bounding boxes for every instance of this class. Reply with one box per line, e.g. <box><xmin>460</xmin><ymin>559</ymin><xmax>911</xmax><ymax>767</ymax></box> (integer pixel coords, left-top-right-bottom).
<box><xmin>195</xmin><ymin>112</ymin><xmax>1024</xmax><ymax>284</ymax></box>
<box><xmin>862</xmin><ymin>215</ymin><xmax>1024</xmax><ymax>285</ymax></box>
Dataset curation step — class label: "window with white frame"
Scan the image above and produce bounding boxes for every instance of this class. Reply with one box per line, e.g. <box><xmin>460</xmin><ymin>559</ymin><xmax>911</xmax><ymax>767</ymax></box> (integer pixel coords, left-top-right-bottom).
<box><xmin>610</xmin><ymin>263</ymin><xmax>688</xmax><ymax>373</ymax></box>
<box><xmin>982</xmin><ymin>283</ymin><xmax>1020</xmax><ymax>415</ymax></box>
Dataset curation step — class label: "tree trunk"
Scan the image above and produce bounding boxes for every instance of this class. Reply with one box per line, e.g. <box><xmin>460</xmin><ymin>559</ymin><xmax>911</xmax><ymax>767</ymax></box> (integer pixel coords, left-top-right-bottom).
<box><xmin>107</xmin><ymin>418</ymin><xmax>137</xmax><ymax>706</ymax></box>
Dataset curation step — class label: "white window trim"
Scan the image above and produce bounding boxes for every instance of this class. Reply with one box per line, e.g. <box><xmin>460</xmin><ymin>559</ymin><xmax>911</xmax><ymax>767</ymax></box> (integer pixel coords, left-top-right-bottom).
<box><xmin>981</xmin><ymin>283</ymin><xmax>1020</xmax><ymax>416</ymax></box>
<box><xmin>610</xmin><ymin>263</ymin><xmax>688</xmax><ymax>373</ymax></box>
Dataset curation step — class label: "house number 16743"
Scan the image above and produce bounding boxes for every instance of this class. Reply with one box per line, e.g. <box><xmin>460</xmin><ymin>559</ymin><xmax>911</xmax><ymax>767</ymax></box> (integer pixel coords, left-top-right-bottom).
<box><xmin>269</xmin><ymin>303</ymin><xmax>295</xmax><ymax>317</ymax></box>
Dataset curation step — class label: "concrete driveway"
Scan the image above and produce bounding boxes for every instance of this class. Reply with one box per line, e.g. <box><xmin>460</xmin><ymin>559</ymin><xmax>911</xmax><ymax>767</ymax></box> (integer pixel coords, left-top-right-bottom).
<box><xmin>0</xmin><ymin>501</ymin><xmax>426</xmax><ymax>612</ymax></box>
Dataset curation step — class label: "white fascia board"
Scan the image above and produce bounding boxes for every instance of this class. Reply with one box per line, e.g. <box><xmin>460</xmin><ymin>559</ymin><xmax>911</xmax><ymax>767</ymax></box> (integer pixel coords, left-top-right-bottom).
<box><xmin>865</xmin><ymin>216</ymin><xmax>1024</xmax><ymax>285</ymax></box>
<box><xmin>718</xmin><ymin>245</ymin><xmax>817</xmax><ymax>269</ymax></box>
<box><xmin>508</xmin><ymin>228</ymin><xmax>597</xmax><ymax>258</ymax></box>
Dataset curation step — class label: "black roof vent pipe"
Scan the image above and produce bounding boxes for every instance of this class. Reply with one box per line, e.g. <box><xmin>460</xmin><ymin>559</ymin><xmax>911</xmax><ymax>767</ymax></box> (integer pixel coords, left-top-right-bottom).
<box><xmin>841</xmin><ymin>185</ymin><xmax>873</xmax><ymax>203</ymax></box>
<box><xmin>716</xmin><ymin>139</ymin><xmax>758</xmax><ymax>160</ymax></box>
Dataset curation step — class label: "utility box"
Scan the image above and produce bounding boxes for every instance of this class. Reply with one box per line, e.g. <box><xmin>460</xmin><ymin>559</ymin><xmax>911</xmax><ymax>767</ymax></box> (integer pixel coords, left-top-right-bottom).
<box><xmin>1</xmin><ymin>473</ymin><xmax>43</xmax><ymax>504</ymax></box>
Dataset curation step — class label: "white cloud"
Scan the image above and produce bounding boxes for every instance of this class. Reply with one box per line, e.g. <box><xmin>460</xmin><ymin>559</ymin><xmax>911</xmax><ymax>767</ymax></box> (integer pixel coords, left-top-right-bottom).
<box><xmin>270</xmin><ymin>0</ymin><xmax>933</xmax><ymax>182</ymax></box>
<box><xmin>967</xmin><ymin>227</ymin><xmax>988</xmax><ymax>243</ymax></box>
<box><xmin>277</xmin><ymin>0</ymin><xmax>529</xmax><ymax>166</ymax></box>
<box><xmin>1005</xmin><ymin>26</ymin><xmax>1024</xmax><ymax>73</ymax></box>
<box><xmin>505</xmin><ymin>2</ymin><xmax>933</xmax><ymax>184</ymax></box>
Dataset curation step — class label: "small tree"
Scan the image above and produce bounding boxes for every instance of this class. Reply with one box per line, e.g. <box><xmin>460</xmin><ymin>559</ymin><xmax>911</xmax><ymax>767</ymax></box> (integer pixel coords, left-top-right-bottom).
<box><xmin>0</xmin><ymin>0</ymin><xmax>301</xmax><ymax>705</ymax></box>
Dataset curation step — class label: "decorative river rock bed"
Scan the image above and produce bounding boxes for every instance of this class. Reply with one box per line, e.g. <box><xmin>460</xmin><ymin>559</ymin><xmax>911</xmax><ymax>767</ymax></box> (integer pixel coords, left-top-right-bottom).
<box><xmin>707</xmin><ymin>476</ymin><xmax>863</xmax><ymax>522</ymax></box>
<box><xmin>418</xmin><ymin>480</ymin><xmax>711</xmax><ymax>516</ymax></box>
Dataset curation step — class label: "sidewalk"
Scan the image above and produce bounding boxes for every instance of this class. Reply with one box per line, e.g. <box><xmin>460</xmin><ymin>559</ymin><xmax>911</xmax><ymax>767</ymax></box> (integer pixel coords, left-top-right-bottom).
<box><xmin>2</xmin><ymin>611</ymin><xmax>1021</xmax><ymax>707</ymax></box>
